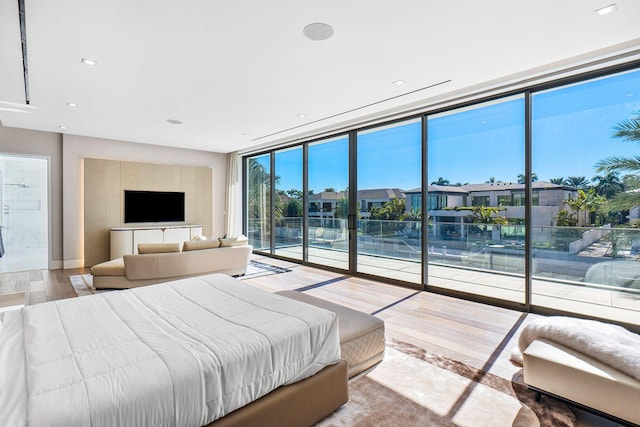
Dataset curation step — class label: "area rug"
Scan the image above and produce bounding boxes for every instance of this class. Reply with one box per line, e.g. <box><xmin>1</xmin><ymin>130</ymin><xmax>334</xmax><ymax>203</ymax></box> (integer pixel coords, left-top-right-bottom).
<box><xmin>69</xmin><ymin>261</ymin><xmax>291</xmax><ymax>296</ymax></box>
<box><xmin>69</xmin><ymin>274</ymin><xmax>101</xmax><ymax>296</ymax></box>
<box><xmin>238</xmin><ymin>260</ymin><xmax>291</xmax><ymax>280</ymax></box>
<box><xmin>316</xmin><ymin>339</ymin><xmax>575</xmax><ymax>427</ymax></box>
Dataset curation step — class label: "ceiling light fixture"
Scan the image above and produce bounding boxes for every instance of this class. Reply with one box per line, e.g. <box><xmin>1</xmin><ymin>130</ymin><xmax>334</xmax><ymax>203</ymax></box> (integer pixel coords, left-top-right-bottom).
<box><xmin>59</xmin><ymin>125</ymin><xmax>68</xmax><ymax>130</ymax></box>
<box><xmin>297</xmin><ymin>113</ymin><xmax>307</xmax><ymax>118</ymax></box>
<box><xmin>81</xmin><ymin>58</ymin><xmax>98</xmax><ymax>66</ymax></box>
<box><xmin>393</xmin><ymin>80</ymin><xmax>405</xmax><ymax>85</ymax></box>
<box><xmin>241</xmin><ymin>132</ymin><xmax>250</xmax><ymax>136</ymax></box>
<box><xmin>67</xmin><ymin>102</ymin><xmax>78</xmax><ymax>107</ymax></box>
<box><xmin>303</xmin><ymin>23</ymin><xmax>334</xmax><ymax>41</ymax></box>
<box><xmin>595</xmin><ymin>3</ymin><xmax>617</xmax><ymax>15</ymax></box>
<box><xmin>166</xmin><ymin>119</ymin><xmax>183</xmax><ymax>125</ymax></box>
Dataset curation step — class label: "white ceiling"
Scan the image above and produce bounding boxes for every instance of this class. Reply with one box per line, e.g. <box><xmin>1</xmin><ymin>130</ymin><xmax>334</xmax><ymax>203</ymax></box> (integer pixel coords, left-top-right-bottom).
<box><xmin>1</xmin><ymin>0</ymin><xmax>639</xmax><ymax>154</ymax></box>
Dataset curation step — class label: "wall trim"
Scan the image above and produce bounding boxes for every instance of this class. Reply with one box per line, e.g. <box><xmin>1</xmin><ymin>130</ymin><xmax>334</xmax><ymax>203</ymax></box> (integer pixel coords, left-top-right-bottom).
<box><xmin>49</xmin><ymin>260</ymin><xmax>63</xmax><ymax>270</ymax></box>
<box><xmin>63</xmin><ymin>259</ymin><xmax>84</xmax><ymax>269</ymax></box>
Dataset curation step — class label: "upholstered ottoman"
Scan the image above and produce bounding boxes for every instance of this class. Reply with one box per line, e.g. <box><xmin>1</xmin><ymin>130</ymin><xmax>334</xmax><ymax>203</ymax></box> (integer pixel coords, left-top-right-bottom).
<box><xmin>523</xmin><ymin>339</ymin><xmax>640</xmax><ymax>425</ymax></box>
<box><xmin>276</xmin><ymin>290</ymin><xmax>385</xmax><ymax>378</ymax></box>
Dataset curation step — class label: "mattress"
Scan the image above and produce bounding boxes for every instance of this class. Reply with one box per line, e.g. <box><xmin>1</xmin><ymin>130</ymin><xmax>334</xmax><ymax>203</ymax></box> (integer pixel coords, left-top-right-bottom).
<box><xmin>0</xmin><ymin>273</ymin><xmax>341</xmax><ymax>427</ymax></box>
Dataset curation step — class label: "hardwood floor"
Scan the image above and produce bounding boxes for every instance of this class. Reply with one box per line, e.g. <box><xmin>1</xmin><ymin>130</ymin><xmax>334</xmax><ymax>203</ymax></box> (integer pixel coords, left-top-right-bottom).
<box><xmin>8</xmin><ymin>258</ymin><xmax>617</xmax><ymax>426</ymax></box>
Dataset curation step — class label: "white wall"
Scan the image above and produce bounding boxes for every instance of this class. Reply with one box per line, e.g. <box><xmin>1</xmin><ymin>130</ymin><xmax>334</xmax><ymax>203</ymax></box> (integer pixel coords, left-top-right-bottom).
<box><xmin>63</xmin><ymin>134</ymin><xmax>226</xmax><ymax>268</ymax></box>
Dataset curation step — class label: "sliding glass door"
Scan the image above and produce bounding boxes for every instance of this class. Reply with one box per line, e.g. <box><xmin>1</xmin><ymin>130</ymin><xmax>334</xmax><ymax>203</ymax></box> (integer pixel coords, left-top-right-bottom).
<box><xmin>356</xmin><ymin>119</ymin><xmax>422</xmax><ymax>283</ymax></box>
<box><xmin>426</xmin><ymin>96</ymin><xmax>526</xmax><ymax>303</ymax></box>
<box><xmin>274</xmin><ymin>147</ymin><xmax>303</xmax><ymax>260</ymax></box>
<box><xmin>531</xmin><ymin>69</ymin><xmax>640</xmax><ymax>324</ymax></box>
<box><xmin>307</xmin><ymin>136</ymin><xmax>350</xmax><ymax>269</ymax></box>
<box><xmin>246</xmin><ymin>154</ymin><xmax>270</xmax><ymax>252</ymax></box>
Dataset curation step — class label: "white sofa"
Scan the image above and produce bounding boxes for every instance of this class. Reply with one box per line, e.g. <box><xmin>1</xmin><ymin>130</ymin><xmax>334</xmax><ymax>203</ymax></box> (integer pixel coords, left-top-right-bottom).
<box><xmin>91</xmin><ymin>239</ymin><xmax>252</xmax><ymax>289</ymax></box>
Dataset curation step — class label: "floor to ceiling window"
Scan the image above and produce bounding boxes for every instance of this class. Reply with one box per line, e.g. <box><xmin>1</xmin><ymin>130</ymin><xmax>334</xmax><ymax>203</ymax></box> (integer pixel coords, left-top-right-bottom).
<box><xmin>531</xmin><ymin>68</ymin><xmax>640</xmax><ymax>324</ymax></box>
<box><xmin>243</xmin><ymin>62</ymin><xmax>640</xmax><ymax>326</ymax></box>
<box><xmin>307</xmin><ymin>136</ymin><xmax>350</xmax><ymax>269</ymax></box>
<box><xmin>426</xmin><ymin>96</ymin><xmax>526</xmax><ymax>303</ymax></box>
<box><xmin>246</xmin><ymin>154</ymin><xmax>271</xmax><ymax>252</ymax></box>
<box><xmin>357</xmin><ymin>119</ymin><xmax>422</xmax><ymax>283</ymax></box>
<box><xmin>274</xmin><ymin>147</ymin><xmax>303</xmax><ymax>260</ymax></box>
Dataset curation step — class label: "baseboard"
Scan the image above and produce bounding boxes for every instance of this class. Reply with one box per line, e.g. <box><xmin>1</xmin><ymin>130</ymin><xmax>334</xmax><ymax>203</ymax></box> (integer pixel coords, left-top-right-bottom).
<box><xmin>63</xmin><ymin>259</ymin><xmax>84</xmax><ymax>269</ymax></box>
<box><xmin>50</xmin><ymin>260</ymin><xmax>63</xmax><ymax>270</ymax></box>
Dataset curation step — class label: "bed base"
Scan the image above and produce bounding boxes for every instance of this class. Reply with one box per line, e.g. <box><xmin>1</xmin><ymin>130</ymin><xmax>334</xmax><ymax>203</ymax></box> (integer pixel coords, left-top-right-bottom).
<box><xmin>206</xmin><ymin>359</ymin><xmax>348</xmax><ymax>427</ymax></box>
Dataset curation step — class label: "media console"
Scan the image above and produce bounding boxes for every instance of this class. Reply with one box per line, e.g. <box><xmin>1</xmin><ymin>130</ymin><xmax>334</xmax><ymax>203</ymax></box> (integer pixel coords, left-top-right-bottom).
<box><xmin>110</xmin><ymin>225</ymin><xmax>203</xmax><ymax>260</ymax></box>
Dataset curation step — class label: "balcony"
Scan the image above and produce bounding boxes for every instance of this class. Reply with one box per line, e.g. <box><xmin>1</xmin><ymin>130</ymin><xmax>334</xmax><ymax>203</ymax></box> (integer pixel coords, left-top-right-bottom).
<box><xmin>248</xmin><ymin>217</ymin><xmax>640</xmax><ymax>326</ymax></box>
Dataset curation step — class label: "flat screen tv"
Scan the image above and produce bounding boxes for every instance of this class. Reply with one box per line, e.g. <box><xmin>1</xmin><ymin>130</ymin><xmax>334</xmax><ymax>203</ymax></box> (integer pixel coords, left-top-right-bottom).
<box><xmin>124</xmin><ymin>190</ymin><xmax>185</xmax><ymax>223</ymax></box>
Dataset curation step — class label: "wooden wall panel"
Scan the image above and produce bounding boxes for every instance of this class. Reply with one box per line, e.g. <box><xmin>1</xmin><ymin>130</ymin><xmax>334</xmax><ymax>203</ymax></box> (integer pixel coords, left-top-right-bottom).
<box><xmin>83</xmin><ymin>158</ymin><xmax>212</xmax><ymax>267</ymax></box>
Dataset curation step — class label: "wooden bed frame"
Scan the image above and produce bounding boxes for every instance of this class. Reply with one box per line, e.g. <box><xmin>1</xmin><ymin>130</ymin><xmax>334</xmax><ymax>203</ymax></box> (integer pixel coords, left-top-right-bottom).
<box><xmin>207</xmin><ymin>359</ymin><xmax>348</xmax><ymax>427</ymax></box>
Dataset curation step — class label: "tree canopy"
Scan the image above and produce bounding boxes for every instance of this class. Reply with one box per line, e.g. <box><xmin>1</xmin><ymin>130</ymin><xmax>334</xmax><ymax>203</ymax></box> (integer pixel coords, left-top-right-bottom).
<box><xmin>594</xmin><ymin>110</ymin><xmax>640</xmax><ymax>212</ymax></box>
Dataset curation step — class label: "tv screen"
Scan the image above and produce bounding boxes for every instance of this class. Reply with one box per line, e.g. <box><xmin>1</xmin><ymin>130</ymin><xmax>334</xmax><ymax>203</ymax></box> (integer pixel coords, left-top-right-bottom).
<box><xmin>124</xmin><ymin>190</ymin><xmax>185</xmax><ymax>223</ymax></box>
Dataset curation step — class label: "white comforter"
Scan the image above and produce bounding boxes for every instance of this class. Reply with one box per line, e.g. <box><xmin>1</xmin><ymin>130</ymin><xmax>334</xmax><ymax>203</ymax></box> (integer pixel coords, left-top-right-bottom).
<box><xmin>0</xmin><ymin>274</ymin><xmax>341</xmax><ymax>427</ymax></box>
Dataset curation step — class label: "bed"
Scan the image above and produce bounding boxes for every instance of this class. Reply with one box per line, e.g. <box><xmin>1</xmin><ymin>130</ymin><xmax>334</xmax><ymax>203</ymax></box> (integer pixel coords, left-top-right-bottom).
<box><xmin>0</xmin><ymin>273</ymin><xmax>346</xmax><ymax>427</ymax></box>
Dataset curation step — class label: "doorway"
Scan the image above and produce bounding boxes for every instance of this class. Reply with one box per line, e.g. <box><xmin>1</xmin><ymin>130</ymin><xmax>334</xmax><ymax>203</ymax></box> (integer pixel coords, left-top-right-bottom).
<box><xmin>0</xmin><ymin>154</ymin><xmax>48</xmax><ymax>272</ymax></box>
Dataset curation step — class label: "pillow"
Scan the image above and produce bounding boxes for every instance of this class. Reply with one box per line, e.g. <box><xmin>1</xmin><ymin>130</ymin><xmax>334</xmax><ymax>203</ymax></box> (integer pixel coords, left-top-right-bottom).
<box><xmin>137</xmin><ymin>242</ymin><xmax>181</xmax><ymax>254</ymax></box>
<box><xmin>191</xmin><ymin>234</ymin><xmax>208</xmax><ymax>241</ymax></box>
<box><xmin>219</xmin><ymin>235</ymin><xmax>249</xmax><ymax>247</ymax></box>
<box><xmin>183</xmin><ymin>239</ymin><xmax>220</xmax><ymax>251</ymax></box>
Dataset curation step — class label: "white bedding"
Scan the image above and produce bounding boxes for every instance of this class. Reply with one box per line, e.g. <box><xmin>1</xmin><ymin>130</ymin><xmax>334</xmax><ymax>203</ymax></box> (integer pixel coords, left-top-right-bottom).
<box><xmin>0</xmin><ymin>273</ymin><xmax>341</xmax><ymax>427</ymax></box>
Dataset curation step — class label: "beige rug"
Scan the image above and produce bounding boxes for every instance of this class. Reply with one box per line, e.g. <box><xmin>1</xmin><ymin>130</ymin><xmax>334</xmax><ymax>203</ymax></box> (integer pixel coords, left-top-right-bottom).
<box><xmin>317</xmin><ymin>339</ymin><xmax>575</xmax><ymax>427</ymax></box>
<box><xmin>69</xmin><ymin>274</ymin><xmax>100</xmax><ymax>296</ymax></box>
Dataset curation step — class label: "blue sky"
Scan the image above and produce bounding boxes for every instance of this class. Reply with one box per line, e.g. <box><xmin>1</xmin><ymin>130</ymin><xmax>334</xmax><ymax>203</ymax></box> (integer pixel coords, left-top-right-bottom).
<box><xmin>257</xmin><ymin>68</ymin><xmax>640</xmax><ymax>193</ymax></box>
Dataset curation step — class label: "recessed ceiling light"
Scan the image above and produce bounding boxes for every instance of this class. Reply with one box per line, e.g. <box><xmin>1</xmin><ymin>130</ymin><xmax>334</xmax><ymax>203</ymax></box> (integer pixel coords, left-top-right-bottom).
<box><xmin>166</xmin><ymin>119</ymin><xmax>183</xmax><ymax>125</ymax></box>
<box><xmin>303</xmin><ymin>23</ymin><xmax>334</xmax><ymax>41</ymax></box>
<box><xmin>66</xmin><ymin>102</ymin><xmax>78</xmax><ymax>107</ymax></box>
<box><xmin>59</xmin><ymin>125</ymin><xmax>68</xmax><ymax>130</ymax></box>
<box><xmin>241</xmin><ymin>132</ymin><xmax>250</xmax><ymax>136</ymax></box>
<box><xmin>81</xmin><ymin>58</ymin><xmax>98</xmax><ymax>66</ymax></box>
<box><xmin>393</xmin><ymin>80</ymin><xmax>405</xmax><ymax>85</ymax></box>
<box><xmin>297</xmin><ymin>113</ymin><xmax>307</xmax><ymax>118</ymax></box>
<box><xmin>595</xmin><ymin>3</ymin><xmax>617</xmax><ymax>15</ymax></box>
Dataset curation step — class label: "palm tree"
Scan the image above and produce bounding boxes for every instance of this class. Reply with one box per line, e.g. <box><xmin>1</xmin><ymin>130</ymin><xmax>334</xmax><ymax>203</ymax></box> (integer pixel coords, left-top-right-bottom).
<box><xmin>592</xmin><ymin>171</ymin><xmax>624</xmax><ymax>198</ymax></box>
<box><xmin>564</xmin><ymin>189</ymin><xmax>606</xmax><ymax>227</ymax></box>
<box><xmin>516</xmin><ymin>172</ymin><xmax>538</xmax><ymax>184</ymax></box>
<box><xmin>564</xmin><ymin>176</ymin><xmax>590</xmax><ymax>189</ymax></box>
<box><xmin>549</xmin><ymin>177</ymin><xmax>565</xmax><ymax>185</ymax></box>
<box><xmin>334</xmin><ymin>197</ymin><xmax>349</xmax><ymax>219</ymax></box>
<box><xmin>486</xmin><ymin>176</ymin><xmax>496</xmax><ymax>183</ymax></box>
<box><xmin>430</xmin><ymin>177</ymin><xmax>450</xmax><ymax>186</ymax></box>
<box><xmin>595</xmin><ymin>111</ymin><xmax>640</xmax><ymax>211</ymax></box>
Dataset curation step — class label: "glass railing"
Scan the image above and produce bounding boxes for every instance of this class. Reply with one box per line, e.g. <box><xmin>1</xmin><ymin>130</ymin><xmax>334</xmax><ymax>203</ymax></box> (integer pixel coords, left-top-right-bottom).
<box><xmin>247</xmin><ymin>218</ymin><xmax>270</xmax><ymax>251</ymax></box>
<box><xmin>357</xmin><ymin>219</ymin><xmax>421</xmax><ymax>260</ymax></box>
<box><xmin>531</xmin><ymin>225</ymin><xmax>640</xmax><ymax>289</ymax></box>
<box><xmin>250</xmin><ymin>217</ymin><xmax>640</xmax><ymax>293</ymax></box>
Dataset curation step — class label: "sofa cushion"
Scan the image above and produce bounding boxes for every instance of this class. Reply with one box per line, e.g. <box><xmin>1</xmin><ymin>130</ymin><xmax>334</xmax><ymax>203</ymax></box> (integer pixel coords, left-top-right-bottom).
<box><xmin>183</xmin><ymin>239</ymin><xmax>220</xmax><ymax>251</ymax></box>
<box><xmin>219</xmin><ymin>236</ymin><xmax>249</xmax><ymax>247</ymax></box>
<box><xmin>138</xmin><ymin>242</ymin><xmax>181</xmax><ymax>254</ymax></box>
<box><xmin>90</xmin><ymin>258</ymin><xmax>125</xmax><ymax>276</ymax></box>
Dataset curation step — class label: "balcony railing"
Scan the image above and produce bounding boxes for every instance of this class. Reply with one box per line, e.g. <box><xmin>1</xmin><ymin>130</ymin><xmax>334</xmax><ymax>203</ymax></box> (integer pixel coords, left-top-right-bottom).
<box><xmin>247</xmin><ymin>217</ymin><xmax>640</xmax><ymax>291</ymax></box>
